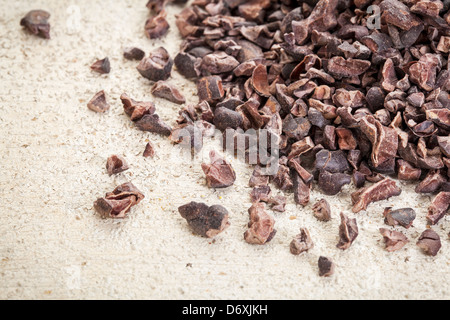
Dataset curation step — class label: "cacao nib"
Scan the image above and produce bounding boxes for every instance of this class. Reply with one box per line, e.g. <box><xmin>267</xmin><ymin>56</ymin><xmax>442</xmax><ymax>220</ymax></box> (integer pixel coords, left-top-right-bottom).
<box><xmin>383</xmin><ymin>207</ymin><xmax>416</xmax><ymax>229</ymax></box>
<box><xmin>20</xmin><ymin>10</ymin><xmax>51</xmax><ymax>39</ymax></box>
<box><xmin>290</xmin><ymin>228</ymin><xmax>314</xmax><ymax>255</ymax></box>
<box><xmin>201</xmin><ymin>150</ymin><xmax>236</xmax><ymax>188</ymax></box>
<box><xmin>143</xmin><ymin>142</ymin><xmax>155</xmax><ymax>158</ymax></box>
<box><xmin>312</xmin><ymin>199</ymin><xmax>332</xmax><ymax>222</ymax></box>
<box><xmin>135</xmin><ymin>114</ymin><xmax>172</xmax><ymax>136</ymax></box>
<box><xmin>90</xmin><ymin>58</ymin><xmax>110</xmax><ymax>74</ymax></box>
<box><xmin>137</xmin><ymin>47</ymin><xmax>173</xmax><ymax>81</ymax></box>
<box><xmin>94</xmin><ymin>182</ymin><xmax>144</xmax><ymax>219</ymax></box>
<box><xmin>427</xmin><ymin>192</ymin><xmax>450</xmax><ymax>225</ymax></box>
<box><xmin>244</xmin><ymin>202</ymin><xmax>276</xmax><ymax>245</ymax></box>
<box><xmin>337</xmin><ymin>212</ymin><xmax>358</xmax><ymax>250</ymax></box>
<box><xmin>151</xmin><ymin>81</ymin><xmax>186</xmax><ymax>104</ymax></box>
<box><xmin>352</xmin><ymin>178</ymin><xmax>402</xmax><ymax>213</ymax></box>
<box><xmin>416</xmin><ymin>229</ymin><xmax>441</xmax><ymax>256</ymax></box>
<box><xmin>318</xmin><ymin>256</ymin><xmax>335</xmax><ymax>277</ymax></box>
<box><xmin>379</xmin><ymin>228</ymin><xmax>409</xmax><ymax>252</ymax></box>
<box><xmin>106</xmin><ymin>155</ymin><xmax>129</xmax><ymax>176</ymax></box>
<box><xmin>87</xmin><ymin>91</ymin><xmax>110</xmax><ymax>113</ymax></box>
<box><xmin>123</xmin><ymin>47</ymin><xmax>145</xmax><ymax>61</ymax></box>
<box><xmin>178</xmin><ymin>202</ymin><xmax>230</xmax><ymax>238</ymax></box>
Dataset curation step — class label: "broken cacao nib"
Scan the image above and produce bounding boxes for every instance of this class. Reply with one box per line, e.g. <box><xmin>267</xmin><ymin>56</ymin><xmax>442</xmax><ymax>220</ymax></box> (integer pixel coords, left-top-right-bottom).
<box><xmin>417</xmin><ymin>229</ymin><xmax>442</xmax><ymax>256</ymax></box>
<box><xmin>143</xmin><ymin>142</ymin><xmax>155</xmax><ymax>158</ymax></box>
<box><xmin>312</xmin><ymin>199</ymin><xmax>332</xmax><ymax>222</ymax></box>
<box><xmin>337</xmin><ymin>212</ymin><xmax>358</xmax><ymax>250</ymax></box>
<box><xmin>151</xmin><ymin>81</ymin><xmax>186</xmax><ymax>104</ymax></box>
<box><xmin>90</xmin><ymin>58</ymin><xmax>110</xmax><ymax>74</ymax></box>
<box><xmin>379</xmin><ymin>228</ymin><xmax>409</xmax><ymax>252</ymax></box>
<box><xmin>415</xmin><ymin>170</ymin><xmax>446</xmax><ymax>194</ymax></box>
<box><xmin>137</xmin><ymin>47</ymin><xmax>173</xmax><ymax>81</ymax></box>
<box><xmin>201</xmin><ymin>150</ymin><xmax>236</xmax><ymax>188</ymax></box>
<box><xmin>290</xmin><ymin>228</ymin><xmax>314</xmax><ymax>255</ymax></box>
<box><xmin>20</xmin><ymin>10</ymin><xmax>51</xmax><ymax>39</ymax></box>
<box><xmin>250</xmin><ymin>185</ymin><xmax>271</xmax><ymax>203</ymax></box>
<box><xmin>197</xmin><ymin>76</ymin><xmax>225</xmax><ymax>103</ymax></box>
<box><xmin>135</xmin><ymin>114</ymin><xmax>172</xmax><ymax>136</ymax></box>
<box><xmin>120</xmin><ymin>93</ymin><xmax>156</xmax><ymax>121</ymax></box>
<box><xmin>249</xmin><ymin>165</ymin><xmax>269</xmax><ymax>187</ymax></box>
<box><xmin>427</xmin><ymin>192</ymin><xmax>450</xmax><ymax>225</ymax></box>
<box><xmin>318</xmin><ymin>170</ymin><xmax>351</xmax><ymax>196</ymax></box>
<box><xmin>94</xmin><ymin>182</ymin><xmax>144</xmax><ymax>219</ymax></box>
<box><xmin>123</xmin><ymin>47</ymin><xmax>145</xmax><ymax>60</ymax></box>
<box><xmin>145</xmin><ymin>11</ymin><xmax>170</xmax><ymax>39</ymax></box>
<box><xmin>318</xmin><ymin>256</ymin><xmax>335</xmax><ymax>277</ymax></box>
<box><xmin>106</xmin><ymin>155</ymin><xmax>129</xmax><ymax>176</ymax></box>
<box><xmin>178</xmin><ymin>202</ymin><xmax>230</xmax><ymax>238</ymax></box>
<box><xmin>383</xmin><ymin>207</ymin><xmax>416</xmax><ymax>229</ymax></box>
<box><xmin>352</xmin><ymin>178</ymin><xmax>402</xmax><ymax>213</ymax></box>
<box><xmin>244</xmin><ymin>202</ymin><xmax>276</xmax><ymax>245</ymax></box>
<box><xmin>87</xmin><ymin>91</ymin><xmax>110</xmax><ymax>113</ymax></box>
<box><xmin>268</xmin><ymin>195</ymin><xmax>287</xmax><ymax>212</ymax></box>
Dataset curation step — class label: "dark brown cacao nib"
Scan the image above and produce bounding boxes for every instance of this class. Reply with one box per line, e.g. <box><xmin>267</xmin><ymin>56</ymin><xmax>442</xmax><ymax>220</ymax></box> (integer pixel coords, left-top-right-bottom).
<box><xmin>312</xmin><ymin>199</ymin><xmax>332</xmax><ymax>222</ymax></box>
<box><xmin>379</xmin><ymin>228</ymin><xmax>409</xmax><ymax>252</ymax></box>
<box><xmin>20</xmin><ymin>10</ymin><xmax>51</xmax><ymax>39</ymax></box>
<box><xmin>318</xmin><ymin>170</ymin><xmax>351</xmax><ymax>196</ymax></box>
<box><xmin>178</xmin><ymin>202</ymin><xmax>230</xmax><ymax>238</ymax></box>
<box><xmin>201</xmin><ymin>150</ymin><xmax>236</xmax><ymax>188</ymax></box>
<box><xmin>90</xmin><ymin>58</ymin><xmax>110</xmax><ymax>74</ymax></box>
<box><xmin>87</xmin><ymin>91</ymin><xmax>110</xmax><ymax>113</ymax></box>
<box><xmin>290</xmin><ymin>228</ymin><xmax>314</xmax><ymax>255</ymax></box>
<box><xmin>383</xmin><ymin>207</ymin><xmax>416</xmax><ymax>229</ymax></box>
<box><xmin>135</xmin><ymin>114</ymin><xmax>172</xmax><ymax>136</ymax></box>
<box><xmin>106</xmin><ymin>155</ymin><xmax>129</xmax><ymax>176</ymax></box>
<box><xmin>337</xmin><ymin>212</ymin><xmax>358</xmax><ymax>250</ymax></box>
<box><xmin>137</xmin><ymin>47</ymin><xmax>173</xmax><ymax>81</ymax></box>
<box><xmin>417</xmin><ymin>229</ymin><xmax>441</xmax><ymax>256</ymax></box>
<box><xmin>120</xmin><ymin>93</ymin><xmax>156</xmax><ymax>121</ymax></box>
<box><xmin>124</xmin><ymin>47</ymin><xmax>145</xmax><ymax>60</ymax></box>
<box><xmin>143</xmin><ymin>142</ymin><xmax>155</xmax><ymax>158</ymax></box>
<box><xmin>151</xmin><ymin>81</ymin><xmax>186</xmax><ymax>104</ymax></box>
<box><xmin>427</xmin><ymin>192</ymin><xmax>450</xmax><ymax>225</ymax></box>
<box><xmin>318</xmin><ymin>256</ymin><xmax>335</xmax><ymax>277</ymax></box>
<box><xmin>244</xmin><ymin>202</ymin><xmax>276</xmax><ymax>245</ymax></box>
<box><xmin>352</xmin><ymin>178</ymin><xmax>402</xmax><ymax>213</ymax></box>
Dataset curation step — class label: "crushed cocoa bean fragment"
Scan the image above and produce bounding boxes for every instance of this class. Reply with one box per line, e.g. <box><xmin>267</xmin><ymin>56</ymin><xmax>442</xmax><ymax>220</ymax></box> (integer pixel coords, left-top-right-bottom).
<box><xmin>143</xmin><ymin>142</ymin><xmax>155</xmax><ymax>158</ymax></box>
<box><xmin>90</xmin><ymin>58</ymin><xmax>110</xmax><ymax>74</ymax></box>
<box><xmin>352</xmin><ymin>178</ymin><xmax>402</xmax><ymax>213</ymax></box>
<box><xmin>87</xmin><ymin>91</ymin><xmax>110</xmax><ymax>113</ymax></box>
<box><xmin>94</xmin><ymin>182</ymin><xmax>144</xmax><ymax>219</ymax></box>
<box><xmin>106</xmin><ymin>155</ymin><xmax>129</xmax><ymax>176</ymax></box>
<box><xmin>123</xmin><ymin>47</ymin><xmax>145</xmax><ymax>61</ymax></box>
<box><xmin>120</xmin><ymin>93</ymin><xmax>156</xmax><ymax>121</ymax></box>
<box><xmin>20</xmin><ymin>10</ymin><xmax>51</xmax><ymax>39</ymax></box>
<box><xmin>417</xmin><ymin>229</ymin><xmax>441</xmax><ymax>256</ymax></box>
<box><xmin>244</xmin><ymin>202</ymin><xmax>276</xmax><ymax>245</ymax></box>
<box><xmin>151</xmin><ymin>81</ymin><xmax>186</xmax><ymax>104</ymax></box>
<box><xmin>427</xmin><ymin>192</ymin><xmax>450</xmax><ymax>225</ymax></box>
<box><xmin>318</xmin><ymin>256</ymin><xmax>335</xmax><ymax>277</ymax></box>
<box><xmin>383</xmin><ymin>207</ymin><xmax>416</xmax><ymax>229</ymax></box>
<box><xmin>178</xmin><ymin>202</ymin><xmax>230</xmax><ymax>238</ymax></box>
<box><xmin>290</xmin><ymin>228</ymin><xmax>314</xmax><ymax>255</ymax></box>
<box><xmin>379</xmin><ymin>228</ymin><xmax>409</xmax><ymax>252</ymax></box>
<box><xmin>337</xmin><ymin>212</ymin><xmax>358</xmax><ymax>250</ymax></box>
<box><xmin>202</xmin><ymin>150</ymin><xmax>236</xmax><ymax>188</ymax></box>
<box><xmin>312</xmin><ymin>199</ymin><xmax>331</xmax><ymax>222</ymax></box>
<box><xmin>137</xmin><ymin>47</ymin><xmax>173</xmax><ymax>81</ymax></box>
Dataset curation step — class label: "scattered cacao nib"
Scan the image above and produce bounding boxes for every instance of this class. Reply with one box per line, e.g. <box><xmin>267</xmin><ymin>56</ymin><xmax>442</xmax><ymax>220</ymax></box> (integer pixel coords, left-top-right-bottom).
<box><xmin>106</xmin><ymin>155</ymin><xmax>129</xmax><ymax>176</ymax></box>
<box><xmin>87</xmin><ymin>91</ymin><xmax>110</xmax><ymax>113</ymax></box>
<box><xmin>178</xmin><ymin>202</ymin><xmax>230</xmax><ymax>238</ymax></box>
<box><xmin>290</xmin><ymin>228</ymin><xmax>314</xmax><ymax>255</ymax></box>
<box><xmin>415</xmin><ymin>170</ymin><xmax>446</xmax><ymax>194</ymax></box>
<box><xmin>383</xmin><ymin>207</ymin><xmax>416</xmax><ymax>229</ymax></box>
<box><xmin>144</xmin><ymin>11</ymin><xmax>170</xmax><ymax>39</ymax></box>
<box><xmin>268</xmin><ymin>195</ymin><xmax>287</xmax><ymax>212</ymax></box>
<box><xmin>352</xmin><ymin>178</ymin><xmax>402</xmax><ymax>213</ymax></box>
<box><xmin>337</xmin><ymin>212</ymin><xmax>358</xmax><ymax>250</ymax></box>
<box><xmin>244</xmin><ymin>202</ymin><xmax>276</xmax><ymax>245</ymax></box>
<box><xmin>151</xmin><ymin>81</ymin><xmax>186</xmax><ymax>104</ymax></box>
<box><xmin>274</xmin><ymin>164</ymin><xmax>294</xmax><ymax>191</ymax></box>
<box><xmin>198</xmin><ymin>76</ymin><xmax>225</xmax><ymax>103</ymax></box>
<box><xmin>213</xmin><ymin>107</ymin><xmax>243</xmax><ymax>131</ymax></box>
<box><xmin>397</xmin><ymin>160</ymin><xmax>422</xmax><ymax>181</ymax></box>
<box><xmin>417</xmin><ymin>229</ymin><xmax>441</xmax><ymax>256</ymax></box>
<box><xmin>120</xmin><ymin>93</ymin><xmax>156</xmax><ymax>121</ymax></box>
<box><xmin>312</xmin><ymin>199</ymin><xmax>332</xmax><ymax>222</ymax></box>
<box><xmin>249</xmin><ymin>165</ymin><xmax>269</xmax><ymax>187</ymax></box>
<box><xmin>315</xmin><ymin>149</ymin><xmax>350</xmax><ymax>174</ymax></box>
<box><xmin>427</xmin><ymin>192</ymin><xmax>450</xmax><ymax>225</ymax></box>
<box><xmin>20</xmin><ymin>10</ymin><xmax>51</xmax><ymax>39</ymax></box>
<box><xmin>318</xmin><ymin>170</ymin><xmax>351</xmax><ymax>196</ymax></box>
<box><xmin>94</xmin><ymin>182</ymin><xmax>145</xmax><ymax>219</ymax></box>
<box><xmin>170</xmin><ymin>123</ymin><xmax>203</xmax><ymax>152</ymax></box>
<box><xmin>137</xmin><ymin>47</ymin><xmax>173</xmax><ymax>81</ymax></box>
<box><xmin>143</xmin><ymin>142</ymin><xmax>155</xmax><ymax>158</ymax></box>
<box><xmin>123</xmin><ymin>47</ymin><xmax>145</xmax><ymax>61</ymax></box>
<box><xmin>293</xmin><ymin>171</ymin><xmax>311</xmax><ymax>206</ymax></box>
<box><xmin>327</xmin><ymin>57</ymin><xmax>370</xmax><ymax>78</ymax></box>
<box><xmin>202</xmin><ymin>150</ymin><xmax>236</xmax><ymax>188</ymax></box>
<box><xmin>135</xmin><ymin>114</ymin><xmax>172</xmax><ymax>136</ymax></box>
<box><xmin>318</xmin><ymin>256</ymin><xmax>335</xmax><ymax>277</ymax></box>
<box><xmin>250</xmin><ymin>185</ymin><xmax>272</xmax><ymax>203</ymax></box>
<box><xmin>379</xmin><ymin>228</ymin><xmax>409</xmax><ymax>252</ymax></box>
<box><xmin>90</xmin><ymin>58</ymin><xmax>110</xmax><ymax>74</ymax></box>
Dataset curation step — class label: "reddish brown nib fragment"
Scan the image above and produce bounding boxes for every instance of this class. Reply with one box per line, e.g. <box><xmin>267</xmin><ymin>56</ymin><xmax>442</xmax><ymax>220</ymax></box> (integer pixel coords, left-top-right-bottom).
<box><xmin>145</xmin><ymin>11</ymin><xmax>170</xmax><ymax>39</ymax></box>
<box><xmin>106</xmin><ymin>155</ymin><xmax>129</xmax><ymax>176</ymax></box>
<box><xmin>151</xmin><ymin>81</ymin><xmax>186</xmax><ymax>104</ymax></box>
<box><xmin>137</xmin><ymin>47</ymin><xmax>173</xmax><ymax>81</ymax></box>
<box><xmin>143</xmin><ymin>142</ymin><xmax>155</xmax><ymax>158</ymax></box>
<box><xmin>312</xmin><ymin>199</ymin><xmax>332</xmax><ymax>222</ymax></box>
<box><xmin>427</xmin><ymin>192</ymin><xmax>450</xmax><ymax>225</ymax></box>
<box><xmin>94</xmin><ymin>182</ymin><xmax>144</xmax><ymax>219</ymax></box>
<box><xmin>383</xmin><ymin>207</ymin><xmax>416</xmax><ymax>229</ymax></box>
<box><xmin>178</xmin><ymin>202</ymin><xmax>230</xmax><ymax>238</ymax></box>
<box><xmin>20</xmin><ymin>10</ymin><xmax>51</xmax><ymax>39</ymax></box>
<box><xmin>123</xmin><ymin>47</ymin><xmax>145</xmax><ymax>60</ymax></box>
<box><xmin>201</xmin><ymin>151</ymin><xmax>236</xmax><ymax>188</ymax></box>
<box><xmin>197</xmin><ymin>76</ymin><xmax>225</xmax><ymax>103</ymax></box>
<box><xmin>290</xmin><ymin>228</ymin><xmax>314</xmax><ymax>255</ymax></box>
<box><xmin>135</xmin><ymin>114</ymin><xmax>172</xmax><ymax>136</ymax></box>
<box><xmin>244</xmin><ymin>202</ymin><xmax>276</xmax><ymax>245</ymax></box>
<box><xmin>120</xmin><ymin>93</ymin><xmax>156</xmax><ymax>122</ymax></box>
<box><xmin>318</xmin><ymin>256</ymin><xmax>335</xmax><ymax>277</ymax></box>
<box><xmin>351</xmin><ymin>178</ymin><xmax>402</xmax><ymax>213</ymax></box>
<box><xmin>337</xmin><ymin>212</ymin><xmax>358</xmax><ymax>250</ymax></box>
<box><xmin>87</xmin><ymin>90</ymin><xmax>110</xmax><ymax>113</ymax></box>
<box><xmin>417</xmin><ymin>229</ymin><xmax>441</xmax><ymax>256</ymax></box>
<box><xmin>379</xmin><ymin>228</ymin><xmax>409</xmax><ymax>252</ymax></box>
<box><xmin>90</xmin><ymin>58</ymin><xmax>110</xmax><ymax>74</ymax></box>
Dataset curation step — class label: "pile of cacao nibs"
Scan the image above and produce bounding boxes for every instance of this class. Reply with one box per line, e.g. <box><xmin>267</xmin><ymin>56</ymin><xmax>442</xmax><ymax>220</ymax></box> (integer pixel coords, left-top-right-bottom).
<box><xmin>22</xmin><ymin>0</ymin><xmax>450</xmax><ymax>276</ymax></box>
